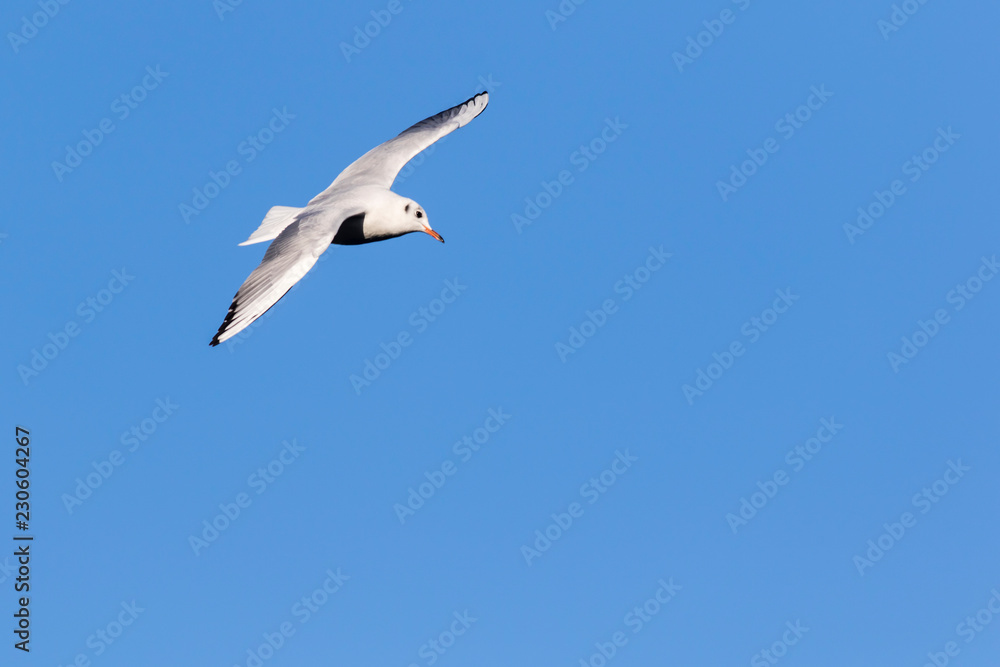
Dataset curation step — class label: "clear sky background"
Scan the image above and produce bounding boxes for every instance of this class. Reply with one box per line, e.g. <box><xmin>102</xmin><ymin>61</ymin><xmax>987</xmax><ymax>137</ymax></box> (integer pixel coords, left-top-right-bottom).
<box><xmin>2</xmin><ymin>1</ymin><xmax>999</xmax><ymax>665</ymax></box>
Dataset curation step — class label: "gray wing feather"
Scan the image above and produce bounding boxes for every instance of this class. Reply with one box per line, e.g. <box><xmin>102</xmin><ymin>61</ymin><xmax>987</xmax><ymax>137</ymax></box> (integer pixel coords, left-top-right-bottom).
<box><xmin>319</xmin><ymin>92</ymin><xmax>489</xmax><ymax>193</ymax></box>
<box><xmin>210</xmin><ymin>207</ymin><xmax>358</xmax><ymax>346</ymax></box>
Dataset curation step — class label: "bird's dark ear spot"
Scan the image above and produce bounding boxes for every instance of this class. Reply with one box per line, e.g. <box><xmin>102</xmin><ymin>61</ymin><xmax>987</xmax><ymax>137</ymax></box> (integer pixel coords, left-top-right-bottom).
<box><xmin>405</xmin><ymin>204</ymin><xmax>410</xmax><ymax>213</ymax></box>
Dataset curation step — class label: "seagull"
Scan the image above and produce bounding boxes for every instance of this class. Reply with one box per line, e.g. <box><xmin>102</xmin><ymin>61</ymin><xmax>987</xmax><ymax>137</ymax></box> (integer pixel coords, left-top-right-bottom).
<box><xmin>209</xmin><ymin>92</ymin><xmax>489</xmax><ymax>347</ymax></box>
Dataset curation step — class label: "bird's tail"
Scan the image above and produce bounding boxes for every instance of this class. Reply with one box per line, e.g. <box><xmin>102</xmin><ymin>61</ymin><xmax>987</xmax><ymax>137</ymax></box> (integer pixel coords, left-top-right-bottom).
<box><xmin>238</xmin><ymin>206</ymin><xmax>303</xmax><ymax>246</ymax></box>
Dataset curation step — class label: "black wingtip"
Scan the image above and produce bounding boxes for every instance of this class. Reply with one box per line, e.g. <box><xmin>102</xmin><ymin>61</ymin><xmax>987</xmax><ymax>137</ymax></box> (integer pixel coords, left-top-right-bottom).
<box><xmin>469</xmin><ymin>91</ymin><xmax>489</xmax><ymax>109</ymax></box>
<box><xmin>209</xmin><ymin>291</ymin><xmax>242</xmax><ymax>348</ymax></box>
<box><xmin>210</xmin><ymin>323</ymin><xmax>229</xmax><ymax>347</ymax></box>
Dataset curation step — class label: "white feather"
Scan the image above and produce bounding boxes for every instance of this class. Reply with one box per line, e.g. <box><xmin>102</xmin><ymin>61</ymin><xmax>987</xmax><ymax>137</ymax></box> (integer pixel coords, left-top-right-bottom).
<box><xmin>239</xmin><ymin>206</ymin><xmax>304</xmax><ymax>246</ymax></box>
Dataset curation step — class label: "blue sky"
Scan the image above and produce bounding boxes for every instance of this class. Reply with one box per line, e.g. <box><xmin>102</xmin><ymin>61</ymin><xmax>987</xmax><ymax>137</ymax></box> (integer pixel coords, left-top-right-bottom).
<box><xmin>3</xmin><ymin>0</ymin><xmax>999</xmax><ymax>665</ymax></box>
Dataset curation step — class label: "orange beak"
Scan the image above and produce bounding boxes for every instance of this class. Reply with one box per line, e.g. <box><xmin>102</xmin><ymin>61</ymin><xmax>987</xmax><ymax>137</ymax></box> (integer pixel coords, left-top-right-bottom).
<box><xmin>424</xmin><ymin>228</ymin><xmax>445</xmax><ymax>243</ymax></box>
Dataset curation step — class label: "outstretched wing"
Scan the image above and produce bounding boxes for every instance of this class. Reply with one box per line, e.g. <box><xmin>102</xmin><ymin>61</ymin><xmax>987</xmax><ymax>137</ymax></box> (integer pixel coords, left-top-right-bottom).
<box><xmin>210</xmin><ymin>206</ymin><xmax>361</xmax><ymax>346</ymax></box>
<box><xmin>317</xmin><ymin>92</ymin><xmax>489</xmax><ymax>195</ymax></box>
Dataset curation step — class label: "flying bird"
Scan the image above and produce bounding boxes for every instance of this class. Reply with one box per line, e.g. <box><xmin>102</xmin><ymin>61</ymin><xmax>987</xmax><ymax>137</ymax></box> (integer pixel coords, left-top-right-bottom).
<box><xmin>209</xmin><ymin>92</ymin><xmax>489</xmax><ymax>346</ymax></box>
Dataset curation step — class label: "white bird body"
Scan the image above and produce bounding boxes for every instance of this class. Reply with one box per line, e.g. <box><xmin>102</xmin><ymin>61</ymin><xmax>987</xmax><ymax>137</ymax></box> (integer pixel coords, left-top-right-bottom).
<box><xmin>210</xmin><ymin>93</ymin><xmax>489</xmax><ymax>346</ymax></box>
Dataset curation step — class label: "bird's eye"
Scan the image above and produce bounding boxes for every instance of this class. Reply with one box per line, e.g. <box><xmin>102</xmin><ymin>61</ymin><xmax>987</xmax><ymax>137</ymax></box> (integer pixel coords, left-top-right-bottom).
<box><xmin>416</xmin><ymin>210</ymin><xmax>423</xmax><ymax>219</ymax></box>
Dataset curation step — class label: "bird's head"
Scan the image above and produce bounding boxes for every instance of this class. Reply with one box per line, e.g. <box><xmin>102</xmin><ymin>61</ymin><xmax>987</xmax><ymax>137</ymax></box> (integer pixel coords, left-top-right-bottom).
<box><xmin>403</xmin><ymin>200</ymin><xmax>443</xmax><ymax>243</ymax></box>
